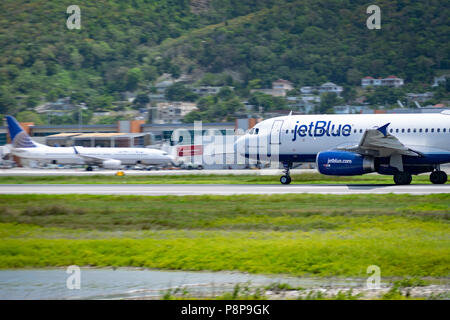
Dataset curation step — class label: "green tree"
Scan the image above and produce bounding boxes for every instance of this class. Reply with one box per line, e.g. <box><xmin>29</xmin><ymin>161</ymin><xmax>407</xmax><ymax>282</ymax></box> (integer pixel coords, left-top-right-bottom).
<box><xmin>0</xmin><ymin>87</ymin><xmax>15</xmax><ymax>114</ymax></box>
<box><xmin>16</xmin><ymin>111</ymin><xmax>44</xmax><ymax>124</ymax></box>
<box><xmin>133</xmin><ymin>93</ymin><xmax>150</xmax><ymax>106</ymax></box>
<box><xmin>166</xmin><ymin>82</ymin><xmax>198</xmax><ymax>102</ymax></box>
<box><xmin>319</xmin><ymin>92</ymin><xmax>338</xmax><ymax>113</ymax></box>
<box><xmin>126</xmin><ymin>68</ymin><xmax>143</xmax><ymax>92</ymax></box>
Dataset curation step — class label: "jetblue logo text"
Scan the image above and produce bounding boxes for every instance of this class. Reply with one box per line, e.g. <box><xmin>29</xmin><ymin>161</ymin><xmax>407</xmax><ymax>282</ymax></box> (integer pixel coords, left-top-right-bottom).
<box><xmin>292</xmin><ymin>121</ymin><xmax>352</xmax><ymax>141</ymax></box>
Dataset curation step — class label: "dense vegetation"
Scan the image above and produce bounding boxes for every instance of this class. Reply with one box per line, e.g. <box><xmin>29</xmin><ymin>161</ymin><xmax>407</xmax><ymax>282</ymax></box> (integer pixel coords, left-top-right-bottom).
<box><xmin>0</xmin><ymin>0</ymin><xmax>449</xmax><ymax>121</ymax></box>
<box><xmin>0</xmin><ymin>194</ymin><xmax>448</xmax><ymax>278</ymax></box>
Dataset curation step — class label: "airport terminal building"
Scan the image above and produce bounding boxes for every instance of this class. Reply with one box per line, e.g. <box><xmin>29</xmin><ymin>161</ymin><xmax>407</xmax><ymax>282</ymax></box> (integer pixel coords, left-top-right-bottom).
<box><xmin>0</xmin><ymin>119</ymin><xmax>256</xmax><ymax>147</ymax></box>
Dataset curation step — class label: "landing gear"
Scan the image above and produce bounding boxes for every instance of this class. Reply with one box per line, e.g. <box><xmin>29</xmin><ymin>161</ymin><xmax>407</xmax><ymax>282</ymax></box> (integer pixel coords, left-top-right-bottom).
<box><xmin>430</xmin><ymin>171</ymin><xmax>447</xmax><ymax>184</ymax></box>
<box><xmin>280</xmin><ymin>162</ymin><xmax>292</xmax><ymax>185</ymax></box>
<box><xmin>393</xmin><ymin>172</ymin><xmax>412</xmax><ymax>185</ymax></box>
<box><xmin>86</xmin><ymin>166</ymin><xmax>93</xmax><ymax>172</ymax></box>
<box><xmin>280</xmin><ymin>175</ymin><xmax>291</xmax><ymax>185</ymax></box>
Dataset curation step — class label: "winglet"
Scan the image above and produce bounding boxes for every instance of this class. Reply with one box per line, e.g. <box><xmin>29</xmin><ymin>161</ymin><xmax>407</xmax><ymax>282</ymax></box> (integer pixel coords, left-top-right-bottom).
<box><xmin>377</xmin><ymin>123</ymin><xmax>390</xmax><ymax>137</ymax></box>
<box><xmin>288</xmin><ymin>110</ymin><xmax>292</xmax><ymax>116</ymax></box>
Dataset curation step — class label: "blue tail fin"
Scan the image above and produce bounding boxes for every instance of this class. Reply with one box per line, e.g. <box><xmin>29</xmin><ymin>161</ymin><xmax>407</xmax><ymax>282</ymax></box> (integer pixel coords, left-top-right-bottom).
<box><xmin>5</xmin><ymin>116</ymin><xmax>37</xmax><ymax>148</ymax></box>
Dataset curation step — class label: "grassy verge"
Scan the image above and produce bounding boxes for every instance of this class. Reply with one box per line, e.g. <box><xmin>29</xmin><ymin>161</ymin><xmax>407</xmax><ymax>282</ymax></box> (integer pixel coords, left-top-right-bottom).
<box><xmin>0</xmin><ymin>173</ymin><xmax>435</xmax><ymax>185</ymax></box>
<box><xmin>0</xmin><ymin>194</ymin><xmax>448</xmax><ymax>277</ymax></box>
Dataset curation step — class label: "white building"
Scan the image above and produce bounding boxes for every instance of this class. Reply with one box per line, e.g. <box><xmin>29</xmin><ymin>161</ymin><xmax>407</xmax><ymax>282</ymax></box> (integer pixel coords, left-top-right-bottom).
<box><xmin>361</xmin><ymin>76</ymin><xmax>404</xmax><ymax>88</ymax></box>
<box><xmin>250</xmin><ymin>79</ymin><xmax>294</xmax><ymax>97</ymax></box>
<box><xmin>192</xmin><ymin>86</ymin><xmax>224</xmax><ymax>96</ymax></box>
<box><xmin>318</xmin><ymin>82</ymin><xmax>343</xmax><ymax>95</ymax></box>
<box><xmin>272</xmin><ymin>79</ymin><xmax>293</xmax><ymax>91</ymax></box>
<box><xmin>155</xmin><ymin>80</ymin><xmax>175</xmax><ymax>93</ymax></box>
<box><xmin>300</xmin><ymin>82</ymin><xmax>343</xmax><ymax>96</ymax></box>
<box><xmin>152</xmin><ymin>102</ymin><xmax>198</xmax><ymax>124</ymax></box>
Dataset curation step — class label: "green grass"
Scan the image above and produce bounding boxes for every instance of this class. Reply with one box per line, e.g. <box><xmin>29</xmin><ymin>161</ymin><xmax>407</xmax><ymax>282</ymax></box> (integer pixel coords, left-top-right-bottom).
<box><xmin>0</xmin><ymin>173</ymin><xmax>435</xmax><ymax>185</ymax></box>
<box><xmin>0</xmin><ymin>194</ymin><xmax>448</xmax><ymax>277</ymax></box>
<box><xmin>0</xmin><ymin>194</ymin><xmax>448</xmax><ymax>230</ymax></box>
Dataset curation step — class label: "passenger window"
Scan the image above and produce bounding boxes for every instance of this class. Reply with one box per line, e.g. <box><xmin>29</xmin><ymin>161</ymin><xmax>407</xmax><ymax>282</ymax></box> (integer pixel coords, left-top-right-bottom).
<box><xmin>407</xmin><ymin>129</ymin><xmax>411</xmax><ymax>133</ymax></box>
<box><xmin>425</xmin><ymin>128</ymin><xmax>428</xmax><ymax>133</ymax></box>
<box><xmin>413</xmin><ymin>129</ymin><xmax>416</xmax><ymax>133</ymax></box>
<box><xmin>419</xmin><ymin>128</ymin><xmax>422</xmax><ymax>133</ymax></box>
<box><xmin>354</xmin><ymin>129</ymin><xmax>357</xmax><ymax>133</ymax></box>
<box><xmin>389</xmin><ymin>129</ymin><xmax>393</xmax><ymax>133</ymax></box>
<box><xmin>437</xmin><ymin>128</ymin><xmax>440</xmax><ymax>133</ymax></box>
<box><xmin>396</xmin><ymin>129</ymin><xmax>399</xmax><ymax>133</ymax></box>
<box><xmin>359</xmin><ymin>129</ymin><xmax>363</xmax><ymax>133</ymax></box>
<box><xmin>444</xmin><ymin>128</ymin><xmax>447</xmax><ymax>133</ymax></box>
<box><xmin>431</xmin><ymin>128</ymin><xmax>434</xmax><ymax>133</ymax></box>
<box><xmin>401</xmin><ymin>129</ymin><xmax>405</xmax><ymax>133</ymax></box>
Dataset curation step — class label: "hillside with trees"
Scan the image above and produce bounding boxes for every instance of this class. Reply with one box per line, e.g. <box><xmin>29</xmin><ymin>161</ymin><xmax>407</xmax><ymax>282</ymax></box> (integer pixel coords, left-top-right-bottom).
<box><xmin>0</xmin><ymin>0</ymin><xmax>448</xmax><ymax>122</ymax></box>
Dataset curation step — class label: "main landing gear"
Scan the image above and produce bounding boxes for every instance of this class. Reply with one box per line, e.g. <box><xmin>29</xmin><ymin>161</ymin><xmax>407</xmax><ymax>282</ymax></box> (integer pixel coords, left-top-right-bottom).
<box><xmin>393</xmin><ymin>172</ymin><xmax>412</xmax><ymax>185</ymax></box>
<box><xmin>393</xmin><ymin>170</ymin><xmax>448</xmax><ymax>185</ymax></box>
<box><xmin>430</xmin><ymin>170</ymin><xmax>447</xmax><ymax>184</ymax></box>
<box><xmin>280</xmin><ymin>162</ymin><xmax>292</xmax><ymax>185</ymax></box>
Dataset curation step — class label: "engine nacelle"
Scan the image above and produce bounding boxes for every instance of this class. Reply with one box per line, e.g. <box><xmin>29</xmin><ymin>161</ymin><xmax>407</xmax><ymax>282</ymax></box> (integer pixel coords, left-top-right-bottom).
<box><xmin>316</xmin><ymin>151</ymin><xmax>374</xmax><ymax>176</ymax></box>
<box><xmin>102</xmin><ymin>159</ymin><xmax>122</xmax><ymax>169</ymax></box>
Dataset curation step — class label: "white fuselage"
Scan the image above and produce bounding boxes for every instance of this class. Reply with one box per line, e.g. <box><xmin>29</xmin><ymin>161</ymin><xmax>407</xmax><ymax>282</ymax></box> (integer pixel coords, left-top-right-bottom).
<box><xmin>241</xmin><ymin>112</ymin><xmax>450</xmax><ymax>163</ymax></box>
<box><xmin>12</xmin><ymin>146</ymin><xmax>173</xmax><ymax>166</ymax></box>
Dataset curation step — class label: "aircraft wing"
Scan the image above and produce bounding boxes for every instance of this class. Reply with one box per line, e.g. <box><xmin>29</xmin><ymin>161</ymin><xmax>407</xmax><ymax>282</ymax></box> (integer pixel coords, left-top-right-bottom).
<box><xmin>73</xmin><ymin>147</ymin><xmax>110</xmax><ymax>165</ymax></box>
<box><xmin>337</xmin><ymin>123</ymin><xmax>422</xmax><ymax>158</ymax></box>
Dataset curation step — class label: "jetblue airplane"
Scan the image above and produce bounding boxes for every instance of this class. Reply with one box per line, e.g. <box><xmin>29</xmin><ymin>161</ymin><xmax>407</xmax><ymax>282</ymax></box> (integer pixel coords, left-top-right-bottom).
<box><xmin>237</xmin><ymin>111</ymin><xmax>450</xmax><ymax>185</ymax></box>
<box><xmin>5</xmin><ymin>116</ymin><xmax>174</xmax><ymax>170</ymax></box>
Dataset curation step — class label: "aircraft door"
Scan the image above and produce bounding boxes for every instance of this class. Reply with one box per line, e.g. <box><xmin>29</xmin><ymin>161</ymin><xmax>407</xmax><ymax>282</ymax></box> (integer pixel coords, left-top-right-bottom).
<box><xmin>270</xmin><ymin>120</ymin><xmax>284</xmax><ymax>144</ymax></box>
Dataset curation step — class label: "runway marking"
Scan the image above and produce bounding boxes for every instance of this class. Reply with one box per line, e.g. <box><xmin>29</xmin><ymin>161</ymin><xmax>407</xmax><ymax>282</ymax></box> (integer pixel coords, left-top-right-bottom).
<box><xmin>0</xmin><ymin>184</ymin><xmax>448</xmax><ymax>195</ymax></box>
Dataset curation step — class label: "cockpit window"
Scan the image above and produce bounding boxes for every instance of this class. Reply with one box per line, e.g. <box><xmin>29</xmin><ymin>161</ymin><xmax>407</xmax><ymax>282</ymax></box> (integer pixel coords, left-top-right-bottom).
<box><xmin>255</xmin><ymin>128</ymin><xmax>259</xmax><ymax>134</ymax></box>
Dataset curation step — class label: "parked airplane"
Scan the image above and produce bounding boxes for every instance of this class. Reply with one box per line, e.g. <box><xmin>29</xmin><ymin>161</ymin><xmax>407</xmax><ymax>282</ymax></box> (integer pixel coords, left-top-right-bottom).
<box><xmin>237</xmin><ymin>111</ymin><xmax>450</xmax><ymax>185</ymax></box>
<box><xmin>5</xmin><ymin>116</ymin><xmax>174</xmax><ymax>170</ymax></box>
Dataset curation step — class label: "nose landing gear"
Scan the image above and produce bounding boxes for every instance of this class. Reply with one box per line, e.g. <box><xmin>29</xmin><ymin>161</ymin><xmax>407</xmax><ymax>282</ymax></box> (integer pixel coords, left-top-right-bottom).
<box><xmin>280</xmin><ymin>162</ymin><xmax>292</xmax><ymax>185</ymax></box>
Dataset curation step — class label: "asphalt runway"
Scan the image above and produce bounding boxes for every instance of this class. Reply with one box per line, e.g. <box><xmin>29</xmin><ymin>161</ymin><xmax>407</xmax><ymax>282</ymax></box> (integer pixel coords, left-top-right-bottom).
<box><xmin>0</xmin><ymin>168</ymin><xmax>315</xmax><ymax>176</ymax></box>
<box><xmin>0</xmin><ymin>184</ymin><xmax>448</xmax><ymax>195</ymax></box>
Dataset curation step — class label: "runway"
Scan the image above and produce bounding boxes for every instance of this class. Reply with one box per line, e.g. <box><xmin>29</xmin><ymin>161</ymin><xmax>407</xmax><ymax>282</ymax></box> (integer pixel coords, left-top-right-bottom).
<box><xmin>0</xmin><ymin>168</ymin><xmax>315</xmax><ymax>176</ymax></box>
<box><xmin>0</xmin><ymin>184</ymin><xmax>448</xmax><ymax>195</ymax></box>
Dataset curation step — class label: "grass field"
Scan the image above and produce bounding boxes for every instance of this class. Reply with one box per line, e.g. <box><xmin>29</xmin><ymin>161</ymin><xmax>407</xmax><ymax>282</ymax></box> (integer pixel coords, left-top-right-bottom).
<box><xmin>0</xmin><ymin>194</ymin><xmax>448</xmax><ymax>278</ymax></box>
<box><xmin>0</xmin><ymin>173</ymin><xmax>435</xmax><ymax>185</ymax></box>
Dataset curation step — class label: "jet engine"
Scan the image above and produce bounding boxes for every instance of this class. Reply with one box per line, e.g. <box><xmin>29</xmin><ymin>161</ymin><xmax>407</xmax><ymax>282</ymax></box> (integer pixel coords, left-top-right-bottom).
<box><xmin>316</xmin><ymin>151</ymin><xmax>374</xmax><ymax>176</ymax></box>
<box><xmin>102</xmin><ymin>159</ymin><xmax>122</xmax><ymax>169</ymax></box>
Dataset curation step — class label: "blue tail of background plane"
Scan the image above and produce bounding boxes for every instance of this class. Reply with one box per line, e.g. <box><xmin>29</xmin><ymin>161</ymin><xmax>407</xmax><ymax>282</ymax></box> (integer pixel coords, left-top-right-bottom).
<box><xmin>5</xmin><ymin>116</ymin><xmax>37</xmax><ymax>148</ymax></box>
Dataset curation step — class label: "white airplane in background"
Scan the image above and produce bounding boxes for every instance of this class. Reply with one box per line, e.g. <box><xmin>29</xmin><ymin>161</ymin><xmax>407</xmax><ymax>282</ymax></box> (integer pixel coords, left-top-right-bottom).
<box><xmin>6</xmin><ymin>116</ymin><xmax>174</xmax><ymax>170</ymax></box>
<box><xmin>237</xmin><ymin>111</ymin><xmax>450</xmax><ymax>185</ymax></box>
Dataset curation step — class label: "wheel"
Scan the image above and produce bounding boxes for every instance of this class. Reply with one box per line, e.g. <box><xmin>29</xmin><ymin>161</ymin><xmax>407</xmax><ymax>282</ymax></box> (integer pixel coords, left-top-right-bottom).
<box><xmin>430</xmin><ymin>171</ymin><xmax>447</xmax><ymax>184</ymax></box>
<box><xmin>86</xmin><ymin>166</ymin><xmax>93</xmax><ymax>172</ymax></box>
<box><xmin>393</xmin><ymin>172</ymin><xmax>412</xmax><ymax>185</ymax></box>
<box><xmin>197</xmin><ymin>165</ymin><xmax>204</xmax><ymax>170</ymax></box>
<box><xmin>280</xmin><ymin>175</ymin><xmax>292</xmax><ymax>185</ymax></box>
